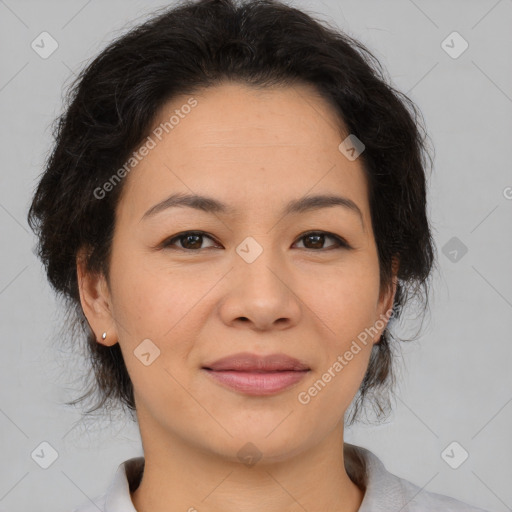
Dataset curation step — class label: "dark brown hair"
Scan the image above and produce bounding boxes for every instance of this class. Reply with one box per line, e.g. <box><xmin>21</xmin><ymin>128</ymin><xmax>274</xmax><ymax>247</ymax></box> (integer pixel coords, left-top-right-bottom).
<box><xmin>27</xmin><ymin>0</ymin><xmax>436</xmax><ymax>425</ymax></box>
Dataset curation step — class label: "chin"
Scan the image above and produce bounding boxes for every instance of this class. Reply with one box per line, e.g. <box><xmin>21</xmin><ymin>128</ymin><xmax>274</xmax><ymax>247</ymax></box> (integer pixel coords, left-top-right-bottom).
<box><xmin>206</xmin><ymin>426</ymin><xmax>313</xmax><ymax>466</ymax></box>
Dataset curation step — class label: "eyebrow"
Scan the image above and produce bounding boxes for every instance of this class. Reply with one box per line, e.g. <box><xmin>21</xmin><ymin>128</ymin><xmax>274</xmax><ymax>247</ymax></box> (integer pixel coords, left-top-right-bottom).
<box><xmin>141</xmin><ymin>192</ymin><xmax>364</xmax><ymax>228</ymax></box>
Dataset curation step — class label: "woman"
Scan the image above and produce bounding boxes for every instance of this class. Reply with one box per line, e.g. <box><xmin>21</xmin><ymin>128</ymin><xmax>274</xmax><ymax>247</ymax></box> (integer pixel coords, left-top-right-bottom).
<box><xmin>27</xmin><ymin>0</ymin><xmax>491</xmax><ymax>510</ymax></box>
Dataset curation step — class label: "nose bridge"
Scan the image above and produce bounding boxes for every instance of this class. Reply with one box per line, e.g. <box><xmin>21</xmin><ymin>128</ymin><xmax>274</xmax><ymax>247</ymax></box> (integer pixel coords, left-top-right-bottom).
<box><xmin>218</xmin><ymin>234</ymin><xmax>301</xmax><ymax>330</ymax></box>
<box><xmin>235</xmin><ymin>234</ymin><xmax>287</xmax><ymax>297</ymax></box>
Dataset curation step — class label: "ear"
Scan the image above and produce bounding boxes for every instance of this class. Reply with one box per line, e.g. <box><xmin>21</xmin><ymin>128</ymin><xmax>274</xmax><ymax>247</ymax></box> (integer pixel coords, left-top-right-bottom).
<box><xmin>373</xmin><ymin>256</ymin><xmax>400</xmax><ymax>344</ymax></box>
<box><xmin>76</xmin><ymin>248</ymin><xmax>118</xmax><ymax>347</ymax></box>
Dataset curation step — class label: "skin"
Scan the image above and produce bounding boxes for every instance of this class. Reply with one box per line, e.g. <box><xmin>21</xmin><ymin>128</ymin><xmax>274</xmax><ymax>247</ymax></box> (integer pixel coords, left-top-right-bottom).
<box><xmin>77</xmin><ymin>81</ymin><xmax>398</xmax><ymax>512</ymax></box>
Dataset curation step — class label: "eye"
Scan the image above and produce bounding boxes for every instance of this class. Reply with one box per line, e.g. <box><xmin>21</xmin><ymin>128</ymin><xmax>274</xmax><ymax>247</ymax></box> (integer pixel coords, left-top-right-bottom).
<box><xmin>160</xmin><ymin>230</ymin><xmax>351</xmax><ymax>252</ymax></box>
<box><xmin>293</xmin><ymin>231</ymin><xmax>350</xmax><ymax>251</ymax></box>
<box><xmin>161</xmin><ymin>231</ymin><xmax>219</xmax><ymax>251</ymax></box>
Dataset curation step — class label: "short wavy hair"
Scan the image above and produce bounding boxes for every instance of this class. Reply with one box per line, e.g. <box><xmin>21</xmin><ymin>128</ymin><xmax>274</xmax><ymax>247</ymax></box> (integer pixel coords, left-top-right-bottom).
<box><xmin>28</xmin><ymin>0</ymin><xmax>436</xmax><ymax>425</ymax></box>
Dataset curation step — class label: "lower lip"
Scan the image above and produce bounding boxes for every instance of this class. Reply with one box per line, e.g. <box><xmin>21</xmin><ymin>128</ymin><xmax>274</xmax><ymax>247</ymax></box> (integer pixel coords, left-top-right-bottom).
<box><xmin>202</xmin><ymin>369</ymin><xmax>309</xmax><ymax>395</ymax></box>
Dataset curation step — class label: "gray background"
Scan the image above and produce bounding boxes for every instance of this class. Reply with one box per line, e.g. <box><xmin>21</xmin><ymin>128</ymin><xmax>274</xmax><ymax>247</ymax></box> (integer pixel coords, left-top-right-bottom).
<box><xmin>0</xmin><ymin>0</ymin><xmax>511</xmax><ymax>511</ymax></box>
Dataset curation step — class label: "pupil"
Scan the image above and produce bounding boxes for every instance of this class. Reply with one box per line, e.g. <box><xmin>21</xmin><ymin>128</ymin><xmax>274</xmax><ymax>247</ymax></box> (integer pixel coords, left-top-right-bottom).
<box><xmin>307</xmin><ymin>234</ymin><xmax>323</xmax><ymax>249</ymax></box>
<box><xmin>184</xmin><ymin>234</ymin><xmax>201</xmax><ymax>249</ymax></box>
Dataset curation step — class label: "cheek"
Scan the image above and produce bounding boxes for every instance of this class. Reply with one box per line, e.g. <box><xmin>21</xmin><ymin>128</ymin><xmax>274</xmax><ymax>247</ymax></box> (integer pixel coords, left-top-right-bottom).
<box><xmin>296</xmin><ymin>266</ymin><xmax>380</xmax><ymax>422</ymax></box>
<box><xmin>108</xmin><ymin>248</ymin><xmax>224</xmax><ymax>393</ymax></box>
<box><xmin>306</xmin><ymin>257</ymin><xmax>382</xmax><ymax>346</ymax></box>
<box><xmin>108</xmin><ymin>252</ymin><xmax>205</xmax><ymax>404</ymax></box>
<box><xmin>108</xmin><ymin>243</ymin><xmax>203</xmax><ymax>337</ymax></box>
<box><xmin>298</xmin><ymin>253</ymin><xmax>381</xmax><ymax>405</ymax></box>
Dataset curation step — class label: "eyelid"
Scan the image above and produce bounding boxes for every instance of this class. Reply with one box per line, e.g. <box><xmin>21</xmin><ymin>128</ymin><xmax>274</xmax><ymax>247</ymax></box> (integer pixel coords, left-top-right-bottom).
<box><xmin>294</xmin><ymin>230</ymin><xmax>352</xmax><ymax>250</ymax></box>
<box><xmin>160</xmin><ymin>230</ymin><xmax>220</xmax><ymax>250</ymax></box>
<box><xmin>159</xmin><ymin>230</ymin><xmax>351</xmax><ymax>251</ymax></box>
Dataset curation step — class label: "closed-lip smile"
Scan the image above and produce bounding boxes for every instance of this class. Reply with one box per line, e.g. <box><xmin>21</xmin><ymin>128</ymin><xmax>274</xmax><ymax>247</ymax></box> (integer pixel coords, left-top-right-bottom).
<box><xmin>202</xmin><ymin>352</ymin><xmax>310</xmax><ymax>395</ymax></box>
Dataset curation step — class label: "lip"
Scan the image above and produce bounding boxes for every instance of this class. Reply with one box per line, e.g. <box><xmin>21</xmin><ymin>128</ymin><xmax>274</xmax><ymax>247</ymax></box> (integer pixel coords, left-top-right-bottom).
<box><xmin>202</xmin><ymin>352</ymin><xmax>310</xmax><ymax>396</ymax></box>
<box><xmin>203</xmin><ymin>352</ymin><xmax>310</xmax><ymax>372</ymax></box>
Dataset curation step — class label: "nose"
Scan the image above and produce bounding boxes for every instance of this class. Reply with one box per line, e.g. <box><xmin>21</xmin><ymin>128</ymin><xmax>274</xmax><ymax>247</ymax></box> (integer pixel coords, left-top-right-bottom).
<box><xmin>218</xmin><ymin>250</ymin><xmax>302</xmax><ymax>332</ymax></box>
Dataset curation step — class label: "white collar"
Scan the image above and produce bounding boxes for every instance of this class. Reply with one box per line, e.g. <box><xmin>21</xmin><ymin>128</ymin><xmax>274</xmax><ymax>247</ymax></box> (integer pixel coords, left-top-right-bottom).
<box><xmin>73</xmin><ymin>443</ymin><xmax>488</xmax><ymax>511</ymax></box>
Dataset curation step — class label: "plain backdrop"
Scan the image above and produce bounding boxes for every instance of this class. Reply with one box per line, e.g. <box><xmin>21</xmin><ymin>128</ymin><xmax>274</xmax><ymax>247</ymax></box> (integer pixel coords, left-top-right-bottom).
<box><xmin>0</xmin><ymin>0</ymin><xmax>511</xmax><ymax>511</ymax></box>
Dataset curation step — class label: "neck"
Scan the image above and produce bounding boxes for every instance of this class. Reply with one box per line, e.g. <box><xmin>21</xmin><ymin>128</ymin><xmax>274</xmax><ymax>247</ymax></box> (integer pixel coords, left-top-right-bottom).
<box><xmin>131</xmin><ymin>417</ymin><xmax>364</xmax><ymax>512</ymax></box>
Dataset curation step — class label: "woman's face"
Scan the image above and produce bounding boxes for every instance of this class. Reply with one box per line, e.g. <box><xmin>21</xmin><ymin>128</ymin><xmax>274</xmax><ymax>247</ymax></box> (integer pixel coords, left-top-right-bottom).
<box><xmin>80</xmin><ymin>82</ymin><xmax>396</xmax><ymax>463</ymax></box>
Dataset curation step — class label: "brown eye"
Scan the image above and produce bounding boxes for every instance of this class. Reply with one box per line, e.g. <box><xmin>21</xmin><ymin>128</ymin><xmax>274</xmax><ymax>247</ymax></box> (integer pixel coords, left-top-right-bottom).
<box><xmin>180</xmin><ymin>233</ymin><xmax>203</xmax><ymax>250</ymax></box>
<box><xmin>294</xmin><ymin>231</ymin><xmax>350</xmax><ymax>250</ymax></box>
<box><xmin>161</xmin><ymin>230</ymin><xmax>350</xmax><ymax>252</ymax></box>
<box><xmin>162</xmin><ymin>231</ymin><xmax>218</xmax><ymax>251</ymax></box>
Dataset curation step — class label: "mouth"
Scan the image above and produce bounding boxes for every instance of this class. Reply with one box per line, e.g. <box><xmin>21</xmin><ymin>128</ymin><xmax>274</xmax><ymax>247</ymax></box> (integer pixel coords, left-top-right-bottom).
<box><xmin>201</xmin><ymin>352</ymin><xmax>310</xmax><ymax>396</ymax></box>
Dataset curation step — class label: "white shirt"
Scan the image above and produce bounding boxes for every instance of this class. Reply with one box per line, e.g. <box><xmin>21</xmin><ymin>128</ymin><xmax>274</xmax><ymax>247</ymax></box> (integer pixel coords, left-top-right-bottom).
<box><xmin>72</xmin><ymin>443</ymin><xmax>491</xmax><ymax>511</ymax></box>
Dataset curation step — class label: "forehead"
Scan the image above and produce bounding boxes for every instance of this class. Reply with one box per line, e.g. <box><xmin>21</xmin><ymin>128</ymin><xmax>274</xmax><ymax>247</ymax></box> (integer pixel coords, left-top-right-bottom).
<box><xmin>158</xmin><ymin>81</ymin><xmax>345</xmax><ymax>146</ymax></box>
<box><xmin>117</xmin><ymin>81</ymin><xmax>370</xmax><ymax>225</ymax></box>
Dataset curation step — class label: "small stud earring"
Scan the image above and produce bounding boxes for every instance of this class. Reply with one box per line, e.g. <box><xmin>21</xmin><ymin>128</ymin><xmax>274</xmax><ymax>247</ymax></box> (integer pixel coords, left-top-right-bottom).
<box><xmin>102</xmin><ymin>332</ymin><xmax>107</xmax><ymax>340</ymax></box>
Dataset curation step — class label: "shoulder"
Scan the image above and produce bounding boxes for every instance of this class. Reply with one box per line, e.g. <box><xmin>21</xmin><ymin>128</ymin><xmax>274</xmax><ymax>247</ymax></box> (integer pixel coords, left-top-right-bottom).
<box><xmin>71</xmin><ymin>456</ymin><xmax>144</xmax><ymax>512</ymax></box>
<box><xmin>397</xmin><ymin>476</ymin><xmax>491</xmax><ymax>511</ymax></box>
<box><xmin>344</xmin><ymin>443</ymin><xmax>492</xmax><ymax>512</ymax></box>
<box><xmin>71</xmin><ymin>493</ymin><xmax>107</xmax><ymax>512</ymax></box>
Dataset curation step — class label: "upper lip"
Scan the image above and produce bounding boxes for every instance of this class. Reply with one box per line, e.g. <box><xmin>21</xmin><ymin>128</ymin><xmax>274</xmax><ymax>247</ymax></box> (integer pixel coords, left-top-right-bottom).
<box><xmin>202</xmin><ymin>352</ymin><xmax>310</xmax><ymax>372</ymax></box>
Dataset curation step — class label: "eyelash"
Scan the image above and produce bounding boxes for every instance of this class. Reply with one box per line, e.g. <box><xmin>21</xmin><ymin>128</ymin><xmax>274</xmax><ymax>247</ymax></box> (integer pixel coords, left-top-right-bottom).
<box><xmin>160</xmin><ymin>230</ymin><xmax>351</xmax><ymax>252</ymax></box>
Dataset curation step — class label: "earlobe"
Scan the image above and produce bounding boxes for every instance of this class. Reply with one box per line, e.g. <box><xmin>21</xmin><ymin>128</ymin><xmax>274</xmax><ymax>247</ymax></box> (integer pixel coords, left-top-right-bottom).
<box><xmin>76</xmin><ymin>250</ymin><xmax>117</xmax><ymax>346</ymax></box>
<box><xmin>383</xmin><ymin>275</ymin><xmax>398</xmax><ymax>316</ymax></box>
<box><xmin>375</xmin><ymin>257</ymin><xmax>400</xmax><ymax>343</ymax></box>
<box><xmin>383</xmin><ymin>256</ymin><xmax>399</xmax><ymax>311</ymax></box>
